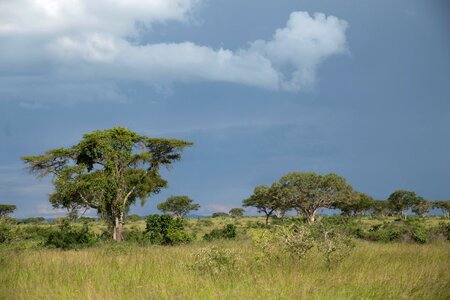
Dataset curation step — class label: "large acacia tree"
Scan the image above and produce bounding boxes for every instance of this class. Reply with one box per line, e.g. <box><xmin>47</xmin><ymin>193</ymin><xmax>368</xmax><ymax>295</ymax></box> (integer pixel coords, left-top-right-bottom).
<box><xmin>22</xmin><ymin>127</ymin><xmax>192</xmax><ymax>242</ymax></box>
<box><xmin>279</xmin><ymin>172</ymin><xmax>353</xmax><ymax>223</ymax></box>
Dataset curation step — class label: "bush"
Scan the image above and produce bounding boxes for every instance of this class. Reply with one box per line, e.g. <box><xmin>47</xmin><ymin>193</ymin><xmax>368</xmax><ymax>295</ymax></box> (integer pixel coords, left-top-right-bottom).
<box><xmin>144</xmin><ymin>214</ymin><xmax>193</xmax><ymax>245</ymax></box>
<box><xmin>189</xmin><ymin>246</ymin><xmax>239</xmax><ymax>276</ymax></box>
<box><xmin>203</xmin><ymin>224</ymin><xmax>236</xmax><ymax>241</ymax></box>
<box><xmin>313</xmin><ymin>223</ymin><xmax>354</xmax><ymax>269</ymax></box>
<box><xmin>367</xmin><ymin>220</ymin><xmax>429</xmax><ymax>244</ymax></box>
<box><xmin>122</xmin><ymin>226</ymin><xmax>144</xmax><ymax>243</ymax></box>
<box><xmin>45</xmin><ymin>219</ymin><xmax>96</xmax><ymax>249</ymax></box>
<box><xmin>0</xmin><ymin>222</ymin><xmax>12</xmax><ymax>244</ymax></box>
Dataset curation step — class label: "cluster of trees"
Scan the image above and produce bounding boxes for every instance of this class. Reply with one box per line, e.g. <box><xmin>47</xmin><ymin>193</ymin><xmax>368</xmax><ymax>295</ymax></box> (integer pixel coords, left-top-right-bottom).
<box><xmin>18</xmin><ymin>127</ymin><xmax>450</xmax><ymax>243</ymax></box>
<box><xmin>243</xmin><ymin>172</ymin><xmax>450</xmax><ymax>224</ymax></box>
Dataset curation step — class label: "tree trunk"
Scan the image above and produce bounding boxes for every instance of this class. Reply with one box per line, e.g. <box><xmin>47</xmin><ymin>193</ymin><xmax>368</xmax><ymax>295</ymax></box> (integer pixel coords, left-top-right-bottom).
<box><xmin>307</xmin><ymin>211</ymin><xmax>316</xmax><ymax>224</ymax></box>
<box><xmin>265</xmin><ymin>214</ymin><xmax>270</xmax><ymax>225</ymax></box>
<box><xmin>113</xmin><ymin>215</ymin><xmax>123</xmax><ymax>242</ymax></box>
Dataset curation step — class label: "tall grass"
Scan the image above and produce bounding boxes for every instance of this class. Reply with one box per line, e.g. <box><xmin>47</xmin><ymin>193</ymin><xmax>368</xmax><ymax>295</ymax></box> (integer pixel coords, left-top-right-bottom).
<box><xmin>1</xmin><ymin>240</ymin><xmax>449</xmax><ymax>299</ymax></box>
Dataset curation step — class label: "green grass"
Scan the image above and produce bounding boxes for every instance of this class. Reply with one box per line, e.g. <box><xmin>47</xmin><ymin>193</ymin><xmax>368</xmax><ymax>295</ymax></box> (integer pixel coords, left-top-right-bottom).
<box><xmin>1</xmin><ymin>239</ymin><xmax>449</xmax><ymax>299</ymax></box>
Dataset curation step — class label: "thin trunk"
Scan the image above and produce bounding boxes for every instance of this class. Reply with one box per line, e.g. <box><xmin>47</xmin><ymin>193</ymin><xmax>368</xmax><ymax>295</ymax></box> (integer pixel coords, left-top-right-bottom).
<box><xmin>113</xmin><ymin>215</ymin><xmax>123</xmax><ymax>242</ymax></box>
<box><xmin>265</xmin><ymin>214</ymin><xmax>270</xmax><ymax>225</ymax></box>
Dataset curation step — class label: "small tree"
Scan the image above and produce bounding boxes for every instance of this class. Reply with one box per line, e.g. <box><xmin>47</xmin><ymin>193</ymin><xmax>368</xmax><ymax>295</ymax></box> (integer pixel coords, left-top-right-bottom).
<box><xmin>372</xmin><ymin>200</ymin><xmax>392</xmax><ymax>217</ymax></box>
<box><xmin>411</xmin><ymin>198</ymin><xmax>432</xmax><ymax>217</ymax></box>
<box><xmin>212</xmin><ymin>212</ymin><xmax>229</xmax><ymax>218</ymax></box>
<box><xmin>243</xmin><ymin>185</ymin><xmax>278</xmax><ymax>225</ymax></box>
<box><xmin>157</xmin><ymin>195</ymin><xmax>200</xmax><ymax>218</ymax></box>
<box><xmin>387</xmin><ymin>190</ymin><xmax>420</xmax><ymax>220</ymax></box>
<box><xmin>280</xmin><ymin>172</ymin><xmax>353</xmax><ymax>224</ymax></box>
<box><xmin>433</xmin><ymin>201</ymin><xmax>450</xmax><ymax>218</ymax></box>
<box><xmin>335</xmin><ymin>192</ymin><xmax>374</xmax><ymax>216</ymax></box>
<box><xmin>229</xmin><ymin>208</ymin><xmax>245</xmax><ymax>218</ymax></box>
<box><xmin>0</xmin><ymin>204</ymin><xmax>16</xmax><ymax>218</ymax></box>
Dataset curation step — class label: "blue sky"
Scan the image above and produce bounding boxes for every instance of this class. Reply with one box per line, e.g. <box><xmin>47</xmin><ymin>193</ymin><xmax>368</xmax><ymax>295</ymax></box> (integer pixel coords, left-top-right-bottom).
<box><xmin>0</xmin><ymin>0</ymin><xmax>449</xmax><ymax>217</ymax></box>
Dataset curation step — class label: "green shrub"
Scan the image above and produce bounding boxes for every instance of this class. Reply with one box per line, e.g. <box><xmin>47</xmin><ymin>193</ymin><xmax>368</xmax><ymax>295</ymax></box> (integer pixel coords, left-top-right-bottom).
<box><xmin>313</xmin><ymin>223</ymin><xmax>355</xmax><ymax>270</ymax></box>
<box><xmin>189</xmin><ymin>246</ymin><xmax>240</xmax><ymax>276</ymax></box>
<box><xmin>122</xmin><ymin>226</ymin><xmax>144</xmax><ymax>243</ymax></box>
<box><xmin>203</xmin><ymin>224</ymin><xmax>236</xmax><ymax>241</ymax></box>
<box><xmin>144</xmin><ymin>214</ymin><xmax>193</xmax><ymax>245</ymax></box>
<box><xmin>0</xmin><ymin>222</ymin><xmax>12</xmax><ymax>244</ymax></box>
<box><xmin>413</xmin><ymin>227</ymin><xmax>427</xmax><ymax>244</ymax></box>
<box><xmin>45</xmin><ymin>220</ymin><xmax>96</xmax><ymax>250</ymax></box>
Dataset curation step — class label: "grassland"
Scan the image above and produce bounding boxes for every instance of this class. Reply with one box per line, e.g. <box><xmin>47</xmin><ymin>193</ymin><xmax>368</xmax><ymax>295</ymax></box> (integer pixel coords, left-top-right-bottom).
<box><xmin>1</xmin><ymin>217</ymin><xmax>449</xmax><ymax>299</ymax></box>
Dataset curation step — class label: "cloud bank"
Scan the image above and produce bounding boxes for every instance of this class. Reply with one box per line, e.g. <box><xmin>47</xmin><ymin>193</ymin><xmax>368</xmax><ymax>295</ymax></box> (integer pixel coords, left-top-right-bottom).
<box><xmin>0</xmin><ymin>0</ymin><xmax>349</xmax><ymax>102</ymax></box>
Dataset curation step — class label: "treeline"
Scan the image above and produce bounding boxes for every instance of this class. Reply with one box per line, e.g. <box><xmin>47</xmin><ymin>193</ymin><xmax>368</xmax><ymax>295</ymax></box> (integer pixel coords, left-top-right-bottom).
<box><xmin>243</xmin><ymin>172</ymin><xmax>450</xmax><ymax>224</ymax></box>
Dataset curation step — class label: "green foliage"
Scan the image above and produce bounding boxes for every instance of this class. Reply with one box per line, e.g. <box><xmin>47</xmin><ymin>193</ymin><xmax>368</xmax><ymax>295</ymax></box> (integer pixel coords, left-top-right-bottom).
<box><xmin>17</xmin><ymin>217</ymin><xmax>46</xmax><ymax>224</ymax></box>
<box><xmin>0</xmin><ymin>204</ymin><xmax>16</xmax><ymax>218</ymax></box>
<box><xmin>0</xmin><ymin>222</ymin><xmax>12</xmax><ymax>244</ymax></box>
<box><xmin>367</xmin><ymin>219</ymin><xmax>430</xmax><ymax>244</ymax></box>
<box><xmin>211</xmin><ymin>212</ymin><xmax>229</xmax><ymax>218</ymax></box>
<box><xmin>157</xmin><ymin>195</ymin><xmax>200</xmax><ymax>218</ymax></box>
<box><xmin>22</xmin><ymin>127</ymin><xmax>192</xmax><ymax>242</ymax></box>
<box><xmin>335</xmin><ymin>192</ymin><xmax>373</xmax><ymax>216</ymax></box>
<box><xmin>313</xmin><ymin>223</ymin><xmax>355</xmax><ymax>269</ymax></box>
<box><xmin>279</xmin><ymin>172</ymin><xmax>353</xmax><ymax>223</ymax></box>
<box><xmin>125</xmin><ymin>214</ymin><xmax>143</xmax><ymax>222</ymax></box>
<box><xmin>203</xmin><ymin>224</ymin><xmax>237</xmax><ymax>241</ymax></box>
<box><xmin>45</xmin><ymin>219</ymin><xmax>96</xmax><ymax>250</ymax></box>
<box><xmin>387</xmin><ymin>190</ymin><xmax>422</xmax><ymax>218</ymax></box>
<box><xmin>144</xmin><ymin>214</ymin><xmax>192</xmax><ymax>245</ymax></box>
<box><xmin>189</xmin><ymin>246</ymin><xmax>240</xmax><ymax>276</ymax></box>
<box><xmin>229</xmin><ymin>208</ymin><xmax>245</xmax><ymax>218</ymax></box>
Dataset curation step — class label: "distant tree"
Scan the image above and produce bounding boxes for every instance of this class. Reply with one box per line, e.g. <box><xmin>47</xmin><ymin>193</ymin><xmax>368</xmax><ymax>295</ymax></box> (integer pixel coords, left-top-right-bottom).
<box><xmin>433</xmin><ymin>200</ymin><xmax>450</xmax><ymax>218</ymax></box>
<box><xmin>212</xmin><ymin>212</ymin><xmax>229</xmax><ymax>218</ymax></box>
<box><xmin>372</xmin><ymin>200</ymin><xmax>392</xmax><ymax>217</ymax></box>
<box><xmin>243</xmin><ymin>185</ymin><xmax>279</xmax><ymax>224</ymax></box>
<box><xmin>411</xmin><ymin>198</ymin><xmax>432</xmax><ymax>217</ymax></box>
<box><xmin>22</xmin><ymin>127</ymin><xmax>191</xmax><ymax>242</ymax></box>
<box><xmin>157</xmin><ymin>195</ymin><xmax>200</xmax><ymax>218</ymax></box>
<box><xmin>279</xmin><ymin>172</ymin><xmax>353</xmax><ymax>223</ymax></box>
<box><xmin>335</xmin><ymin>192</ymin><xmax>374</xmax><ymax>216</ymax></box>
<box><xmin>126</xmin><ymin>214</ymin><xmax>143</xmax><ymax>222</ymax></box>
<box><xmin>17</xmin><ymin>217</ymin><xmax>46</xmax><ymax>224</ymax></box>
<box><xmin>0</xmin><ymin>204</ymin><xmax>16</xmax><ymax>218</ymax></box>
<box><xmin>229</xmin><ymin>208</ymin><xmax>245</xmax><ymax>218</ymax></box>
<box><xmin>387</xmin><ymin>190</ymin><xmax>420</xmax><ymax>220</ymax></box>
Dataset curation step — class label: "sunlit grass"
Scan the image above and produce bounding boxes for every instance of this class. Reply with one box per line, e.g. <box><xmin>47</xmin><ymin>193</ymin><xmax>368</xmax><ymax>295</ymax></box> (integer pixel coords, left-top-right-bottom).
<box><xmin>1</xmin><ymin>239</ymin><xmax>449</xmax><ymax>299</ymax></box>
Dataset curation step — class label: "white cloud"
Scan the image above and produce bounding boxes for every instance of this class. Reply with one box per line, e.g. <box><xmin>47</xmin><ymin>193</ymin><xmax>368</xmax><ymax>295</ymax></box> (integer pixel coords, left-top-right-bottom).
<box><xmin>0</xmin><ymin>1</ymin><xmax>349</xmax><ymax>103</ymax></box>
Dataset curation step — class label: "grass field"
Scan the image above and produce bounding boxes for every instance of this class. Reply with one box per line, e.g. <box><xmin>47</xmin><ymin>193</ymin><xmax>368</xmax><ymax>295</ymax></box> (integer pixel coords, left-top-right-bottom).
<box><xmin>1</xmin><ymin>228</ymin><xmax>449</xmax><ymax>299</ymax></box>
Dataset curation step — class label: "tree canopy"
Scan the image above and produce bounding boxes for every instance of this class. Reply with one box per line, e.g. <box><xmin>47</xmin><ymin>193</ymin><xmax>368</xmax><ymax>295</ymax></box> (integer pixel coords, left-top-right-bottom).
<box><xmin>279</xmin><ymin>172</ymin><xmax>353</xmax><ymax>223</ymax></box>
<box><xmin>387</xmin><ymin>190</ymin><xmax>421</xmax><ymax>219</ymax></box>
<box><xmin>0</xmin><ymin>204</ymin><xmax>16</xmax><ymax>218</ymax></box>
<box><xmin>229</xmin><ymin>208</ymin><xmax>245</xmax><ymax>218</ymax></box>
<box><xmin>157</xmin><ymin>195</ymin><xmax>200</xmax><ymax>218</ymax></box>
<box><xmin>22</xmin><ymin>127</ymin><xmax>192</xmax><ymax>242</ymax></box>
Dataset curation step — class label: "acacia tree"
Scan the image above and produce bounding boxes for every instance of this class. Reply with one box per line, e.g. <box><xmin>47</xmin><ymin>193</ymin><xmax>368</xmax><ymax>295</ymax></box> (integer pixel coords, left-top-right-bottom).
<box><xmin>229</xmin><ymin>208</ymin><xmax>245</xmax><ymax>218</ymax></box>
<box><xmin>411</xmin><ymin>197</ymin><xmax>432</xmax><ymax>217</ymax></box>
<box><xmin>372</xmin><ymin>200</ymin><xmax>392</xmax><ymax>217</ymax></box>
<box><xmin>22</xmin><ymin>127</ymin><xmax>191</xmax><ymax>242</ymax></box>
<box><xmin>433</xmin><ymin>200</ymin><xmax>450</xmax><ymax>218</ymax></box>
<box><xmin>279</xmin><ymin>172</ymin><xmax>352</xmax><ymax>224</ymax></box>
<box><xmin>243</xmin><ymin>185</ymin><xmax>280</xmax><ymax>225</ymax></box>
<box><xmin>387</xmin><ymin>190</ymin><xmax>420</xmax><ymax>220</ymax></box>
<box><xmin>0</xmin><ymin>204</ymin><xmax>16</xmax><ymax>218</ymax></box>
<box><xmin>335</xmin><ymin>191</ymin><xmax>374</xmax><ymax>216</ymax></box>
<box><xmin>157</xmin><ymin>195</ymin><xmax>200</xmax><ymax>218</ymax></box>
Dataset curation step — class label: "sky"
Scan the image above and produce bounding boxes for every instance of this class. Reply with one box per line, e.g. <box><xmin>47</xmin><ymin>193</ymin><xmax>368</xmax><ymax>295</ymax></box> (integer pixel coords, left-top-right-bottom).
<box><xmin>0</xmin><ymin>0</ymin><xmax>449</xmax><ymax>218</ymax></box>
